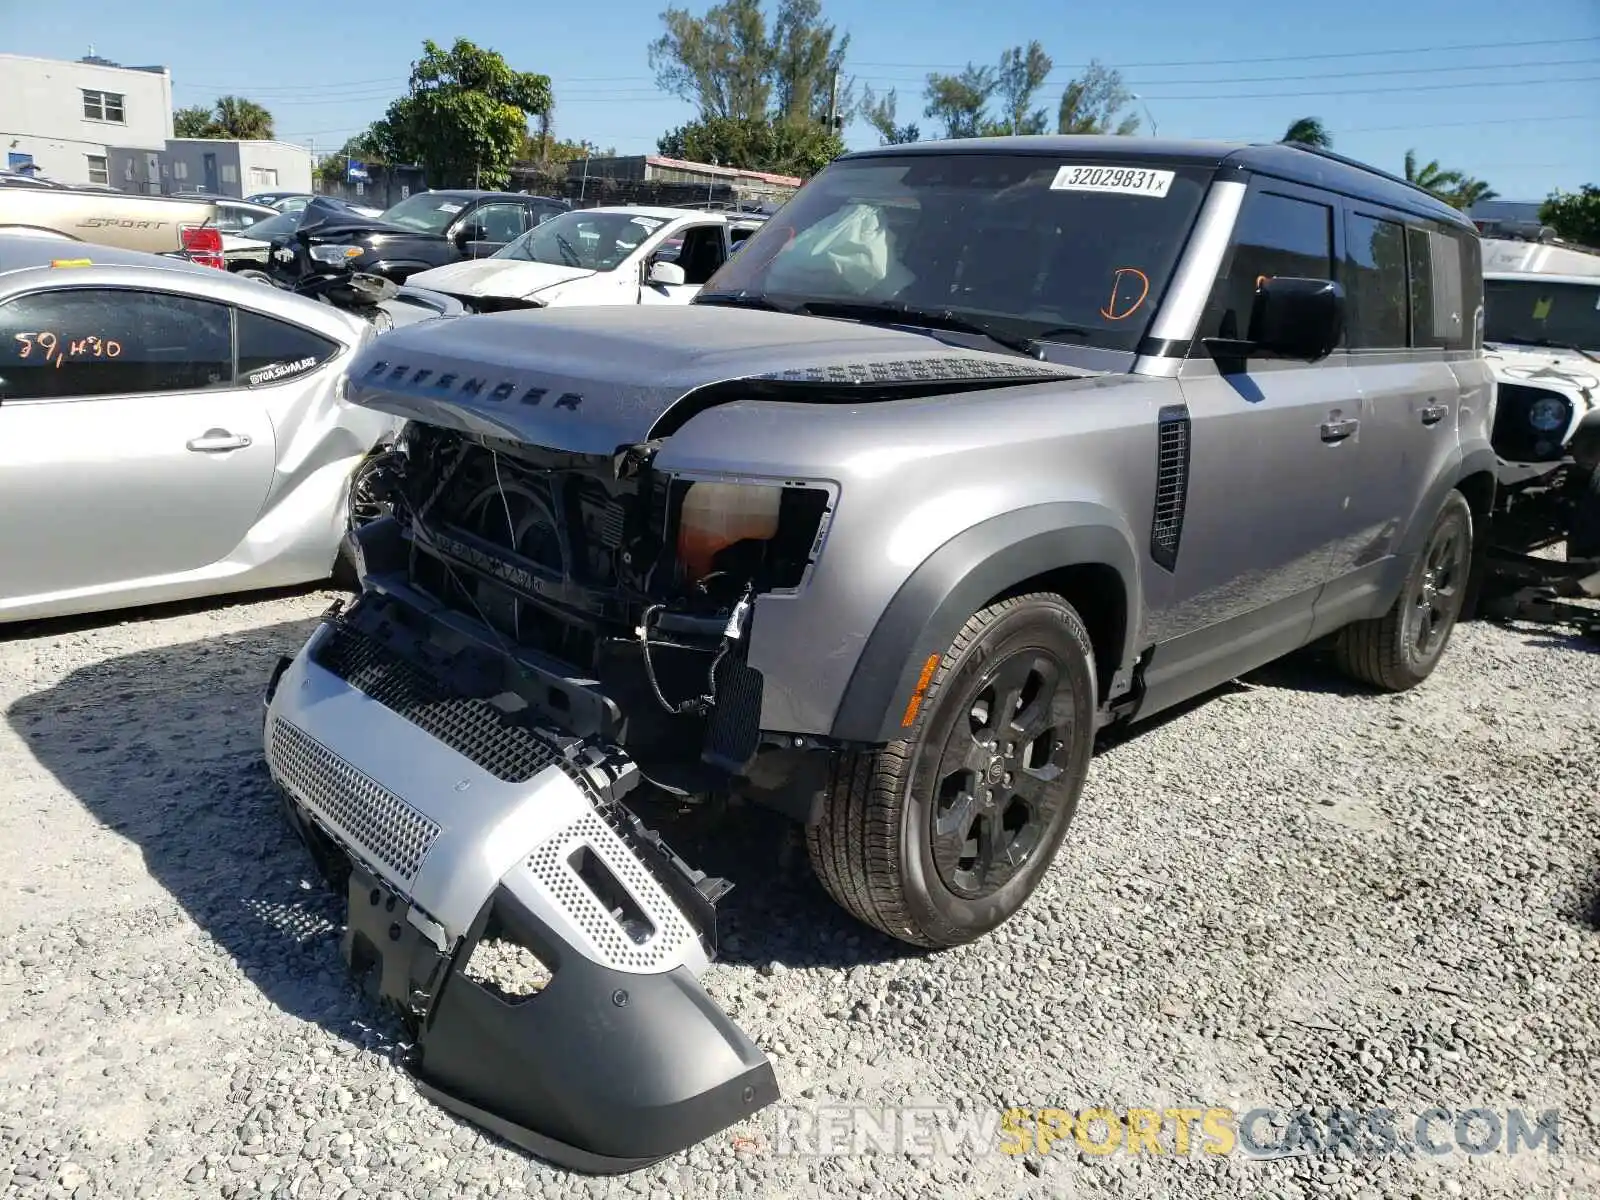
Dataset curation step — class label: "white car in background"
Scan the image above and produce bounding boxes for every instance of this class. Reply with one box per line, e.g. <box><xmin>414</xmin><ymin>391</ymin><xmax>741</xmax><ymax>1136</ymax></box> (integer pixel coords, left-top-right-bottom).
<box><xmin>0</xmin><ymin>236</ymin><xmax>404</xmax><ymax>624</ymax></box>
<box><xmin>402</xmin><ymin>205</ymin><xmax>763</xmax><ymax>312</ymax></box>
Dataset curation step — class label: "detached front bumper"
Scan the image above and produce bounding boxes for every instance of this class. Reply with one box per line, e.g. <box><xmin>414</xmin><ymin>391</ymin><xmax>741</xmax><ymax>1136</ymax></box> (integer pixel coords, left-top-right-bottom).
<box><xmin>261</xmin><ymin>611</ymin><xmax>777</xmax><ymax>1172</ymax></box>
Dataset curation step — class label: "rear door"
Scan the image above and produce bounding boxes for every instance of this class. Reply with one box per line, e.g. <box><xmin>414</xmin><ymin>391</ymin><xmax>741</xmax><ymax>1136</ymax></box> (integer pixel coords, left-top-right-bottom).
<box><xmin>1145</xmin><ymin>179</ymin><xmax>1365</xmax><ymax>698</ymax></box>
<box><xmin>0</xmin><ymin>285</ymin><xmax>276</xmax><ymax>603</ymax></box>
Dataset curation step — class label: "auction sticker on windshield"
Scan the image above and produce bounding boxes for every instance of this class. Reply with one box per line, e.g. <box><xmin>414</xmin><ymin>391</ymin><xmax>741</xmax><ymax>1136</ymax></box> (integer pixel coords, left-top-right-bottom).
<box><xmin>1050</xmin><ymin>165</ymin><xmax>1174</xmax><ymax>197</ymax></box>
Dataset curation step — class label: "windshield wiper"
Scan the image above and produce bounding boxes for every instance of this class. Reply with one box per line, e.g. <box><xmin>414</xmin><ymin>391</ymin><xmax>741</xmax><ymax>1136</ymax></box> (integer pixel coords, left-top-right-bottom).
<box><xmin>794</xmin><ymin>300</ymin><xmax>1044</xmax><ymax>359</ymax></box>
<box><xmin>692</xmin><ymin>292</ymin><xmax>789</xmax><ymax>311</ymax></box>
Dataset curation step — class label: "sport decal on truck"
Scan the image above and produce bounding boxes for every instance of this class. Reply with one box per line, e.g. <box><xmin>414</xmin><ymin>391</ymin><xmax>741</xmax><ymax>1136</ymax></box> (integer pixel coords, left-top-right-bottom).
<box><xmin>1050</xmin><ymin>165</ymin><xmax>1174</xmax><ymax>197</ymax></box>
<box><xmin>247</xmin><ymin>356</ymin><xmax>317</xmax><ymax>387</ymax></box>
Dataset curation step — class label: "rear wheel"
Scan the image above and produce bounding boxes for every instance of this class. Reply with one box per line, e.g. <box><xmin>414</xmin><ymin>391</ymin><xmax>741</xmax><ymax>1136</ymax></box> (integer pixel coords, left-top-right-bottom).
<box><xmin>805</xmin><ymin>593</ymin><xmax>1097</xmax><ymax>948</ymax></box>
<box><xmin>1334</xmin><ymin>490</ymin><xmax>1473</xmax><ymax>691</ymax></box>
<box><xmin>233</xmin><ymin>267</ymin><xmax>276</xmax><ymax>285</ymax></box>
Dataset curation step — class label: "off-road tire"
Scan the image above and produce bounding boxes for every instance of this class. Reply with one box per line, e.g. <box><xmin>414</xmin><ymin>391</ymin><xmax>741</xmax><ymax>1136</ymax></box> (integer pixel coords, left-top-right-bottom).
<box><xmin>805</xmin><ymin>593</ymin><xmax>1097</xmax><ymax>948</ymax></box>
<box><xmin>232</xmin><ymin>267</ymin><xmax>276</xmax><ymax>286</ymax></box>
<box><xmin>1334</xmin><ymin>490</ymin><xmax>1473</xmax><ymax>692</ymax></box>
<box><xmin>1566</xmin><ymin>464</ymin><xmax>1600</xmax><ymax>562</ymax></box>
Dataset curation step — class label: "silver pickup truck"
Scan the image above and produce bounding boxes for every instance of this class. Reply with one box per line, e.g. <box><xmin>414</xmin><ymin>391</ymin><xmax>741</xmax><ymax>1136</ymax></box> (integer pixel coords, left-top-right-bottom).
<box><xmin>260</xmin><ymin>136</ymin><xmax>1495</xmax><ymax>1171</ymax></box>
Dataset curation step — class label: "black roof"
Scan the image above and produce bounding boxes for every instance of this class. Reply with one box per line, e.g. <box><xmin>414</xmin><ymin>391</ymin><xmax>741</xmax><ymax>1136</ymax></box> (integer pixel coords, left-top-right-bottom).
<box><xmin>840</xmin><ymin>135</ymin><xmax>1471</xmax><ymax>230</ymax></box>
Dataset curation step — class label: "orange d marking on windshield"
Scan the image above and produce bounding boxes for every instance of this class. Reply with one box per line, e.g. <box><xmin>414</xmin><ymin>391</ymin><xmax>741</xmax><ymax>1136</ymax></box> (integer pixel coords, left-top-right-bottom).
<box><xmin>1099</xmin><ymin>267</ymin><xmax>1150</xmax><ymax>321</ymax></box>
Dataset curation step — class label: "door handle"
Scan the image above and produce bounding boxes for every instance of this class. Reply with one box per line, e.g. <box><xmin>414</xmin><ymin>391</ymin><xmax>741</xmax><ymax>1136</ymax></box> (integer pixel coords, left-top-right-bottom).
<box><xmin>1420</xmin><ymin>402</ymin><xmax>1449</xmax><ymax>426</ymax></box>
<box><xmin>186</xmin><ymin>431</ymin><xmax>252</xmax><ymax>453</ymax></box>
<box><xmin>1320</xmin><ymin>417</ymin><xmax>1359</xmax><ymax>443</ymax></box>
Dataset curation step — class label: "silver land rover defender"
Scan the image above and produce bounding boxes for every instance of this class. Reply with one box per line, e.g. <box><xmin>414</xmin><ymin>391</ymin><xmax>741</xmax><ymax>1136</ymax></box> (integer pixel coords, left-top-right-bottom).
<box><xmin>261</xmin><ymin>137</ymin><xmax>1496</xmax><ymax>1169</ymax></box>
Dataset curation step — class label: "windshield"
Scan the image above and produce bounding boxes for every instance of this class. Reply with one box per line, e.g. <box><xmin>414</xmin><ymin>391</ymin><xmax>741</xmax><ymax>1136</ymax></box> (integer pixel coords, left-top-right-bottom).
<box><xmin>492</xmin><ymin>209</ymin><xmax>668</xmax><ymax>270</ymax></box>
<box><xmin>239</xmin><ymin>208</ymin><xmax>307</xmax><ymax>242</ymax></box>
<box><xmin>1485</xmin><ymin>278</ymin><xmax>1600</xmax><ymax>352</ymax></box>
<box><xmin>377</xmin><ymin>193</ymin><xmax>472</xmax><ymax>234</ymax></box>
<box><xmin>698</xmin><ymin>154</ymin><xmax>1211</xmax><ymax>353</ymax></box>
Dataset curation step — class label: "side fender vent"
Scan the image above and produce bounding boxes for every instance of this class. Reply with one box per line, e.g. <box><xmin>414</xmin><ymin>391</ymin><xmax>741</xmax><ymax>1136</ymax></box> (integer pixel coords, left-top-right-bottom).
<box><xmin>1150</xmin><ymin>404</ymin><xmax>1192</xmax><ymax>572</ymax></box>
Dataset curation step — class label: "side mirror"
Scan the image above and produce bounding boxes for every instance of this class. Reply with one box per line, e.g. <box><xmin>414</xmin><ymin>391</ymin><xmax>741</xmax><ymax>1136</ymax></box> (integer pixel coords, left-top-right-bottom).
<box><xmin>453</xmin><ymin>224</ymin><xmax>479</xmax><ymax>248</ymax></box>
<box><xmin>1206</xmin><ymin>277</ymin><xmax>1345</xmax><ymax>369</ymax></box>
<box><xmin>648</xmin><ymin>261</ymin><xmax>687</xmax><ymax>287</ymax></box>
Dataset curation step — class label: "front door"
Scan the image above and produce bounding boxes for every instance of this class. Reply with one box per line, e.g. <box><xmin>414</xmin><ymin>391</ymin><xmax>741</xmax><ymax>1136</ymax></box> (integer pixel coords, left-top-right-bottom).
<box><xmin>202</xmin><ymin>152</ymin><xmax>219</xmax><ymax>194</ymax></box>
<box><xmin>456</xmin><ymin>202</ymin><xmax>529</xmax><ymax>258</ymax></box>
<box><xmin>0</xmin><ymin>287</ymin><xmax>275</xmax><ymax>606</ymax></box>
<box><xmin>1140</xmin><ymin>181</ymin><xmax>1368</xmax><ymax>709</ymax></box>
<box><xmin>638</xmin><ymin>222</ymin><xmax>727</xmax><ymax>304</ymax></box>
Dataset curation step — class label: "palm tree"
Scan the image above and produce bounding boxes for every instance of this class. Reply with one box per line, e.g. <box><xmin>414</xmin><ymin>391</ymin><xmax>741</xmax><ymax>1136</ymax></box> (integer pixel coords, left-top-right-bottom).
<box><xmin>1447</xmin><ymin>177</ymin><xmax>1498</xmax><ymax>211</ymax></box>
<box><xmin>1282</xmin><ymin>117</ymin><xmax>1332</xmax><ymax>149</ymax></box>
<box><xmin>1403</xmin><ymin>148</ymin><xmax>1464</xmax><ymax>197</ymax></box>
<box><xmin>211</xmin><ymin>96</ymin><xmax>275</xmax><ymax>141</ymax></box>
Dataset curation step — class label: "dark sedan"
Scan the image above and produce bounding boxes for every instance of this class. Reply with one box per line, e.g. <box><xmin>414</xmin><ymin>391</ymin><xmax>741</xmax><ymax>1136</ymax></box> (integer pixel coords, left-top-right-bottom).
<box><xmin>265</xmin><ymin>190</ymin><xmax>570</xmax><ymax>285</ymax></box>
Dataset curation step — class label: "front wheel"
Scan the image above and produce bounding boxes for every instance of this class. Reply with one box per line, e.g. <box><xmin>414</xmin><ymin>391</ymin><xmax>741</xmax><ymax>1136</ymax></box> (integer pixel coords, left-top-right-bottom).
<box><xmin>806</xmin><ymin>593</ymin><xmax>1097</xmax><ymax>948</ymax></box>
<box><xmin>1334</xmin><ymin>489</ymin><xmax>1473</xmax><ymax>691</ymax></box>
<box><xmin>1566</xmin><ymin>464</ymin><xmax>1600</xmax><ymax>561</ymax></box>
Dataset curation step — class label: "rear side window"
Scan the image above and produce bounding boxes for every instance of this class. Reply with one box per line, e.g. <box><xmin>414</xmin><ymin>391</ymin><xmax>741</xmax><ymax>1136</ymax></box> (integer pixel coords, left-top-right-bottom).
<box><xmin>1205</xmin><ymin>190</ymin><xmax>1334</xmax><ymax>340</ymax></box>
<box><xmin>1344</xmin><ymin>213</ymin><xmax>1409</xmax><ymax>349</ymax></box>
<box><xmin>236</xmin><ymin>307</ymin><xmax>341</xmax><ymax>386</ymax></box>
<box><xmin>0</xmin><ymin>287</ymin><xmax>232</xmax><ymax>400</ymax></box>
<box><xmin>1407</xmin><ymin>226</ymin><xmax>1472</xmax><ymax>351</ymax></box>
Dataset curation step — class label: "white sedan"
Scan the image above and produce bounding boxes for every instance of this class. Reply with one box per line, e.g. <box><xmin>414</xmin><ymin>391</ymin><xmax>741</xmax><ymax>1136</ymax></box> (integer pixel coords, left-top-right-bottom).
<box><xmin>0</xmin><ymin>236</ymin><xmax>405</xmax><ymax>625</ymax></box>
<box><xmin>402</xmin><ymin>206</ymin><xmax>763</xmax><ymax>311</ymax></box>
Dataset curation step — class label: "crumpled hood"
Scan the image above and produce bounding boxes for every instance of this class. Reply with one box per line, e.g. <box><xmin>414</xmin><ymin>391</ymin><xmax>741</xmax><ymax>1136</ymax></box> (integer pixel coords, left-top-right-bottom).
<box><xmin>403</xmin><ymin>258</ymin><xmax>596</xmax><ymax>299</ymax></box>
<box><xmin>343</xmin><ymin>304</ymin><xmax>1078</xmax><ymax>455</ymax></box>
<box><xmin>1486</xmin><ymin>342</ymin><xmax>1600</xmax><ymax>403</ymax></box>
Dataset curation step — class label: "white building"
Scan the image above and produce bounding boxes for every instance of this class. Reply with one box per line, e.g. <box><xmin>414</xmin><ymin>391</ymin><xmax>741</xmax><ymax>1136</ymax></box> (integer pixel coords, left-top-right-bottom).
<box><xmin>0</xmin><ymin>52</ymin><xmax>173</xmax><ymax>187</ymax></box>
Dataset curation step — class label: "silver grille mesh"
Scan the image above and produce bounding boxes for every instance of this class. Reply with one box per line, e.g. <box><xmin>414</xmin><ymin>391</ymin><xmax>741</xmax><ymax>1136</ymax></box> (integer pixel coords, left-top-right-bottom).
<box><xmin>268</xmin><ymin>717</ymin><xmax>441</xmax><ymax>886</ymax></box>
<box><xmin>525</xmin><ymin>811</ymin><xmax>695</xmax><ymax>972</ymax></box>
<box><xmin>754</xmin><ymin>355</ymin><xmax>1067</xmax><ymax>386</ymax></box>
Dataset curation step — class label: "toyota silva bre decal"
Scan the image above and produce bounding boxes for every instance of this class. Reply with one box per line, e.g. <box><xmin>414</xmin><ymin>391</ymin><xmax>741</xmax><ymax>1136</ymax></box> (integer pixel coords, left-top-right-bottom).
<box><xmin>247</xmin><ymin>356</ymin><xmax>318</xmax><ymax>387</ymax></box>
<box><xmin>362</xmin><ymin>358</ymin><xmax>585</xmax><ymax>411</ymax></box>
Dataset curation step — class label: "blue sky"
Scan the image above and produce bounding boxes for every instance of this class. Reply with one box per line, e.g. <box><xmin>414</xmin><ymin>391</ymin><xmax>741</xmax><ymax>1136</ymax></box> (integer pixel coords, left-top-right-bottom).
<box><xmin>4</xmin><ymin>0</ymin><xmax>1596</xmax><ymax>199</ymax></box>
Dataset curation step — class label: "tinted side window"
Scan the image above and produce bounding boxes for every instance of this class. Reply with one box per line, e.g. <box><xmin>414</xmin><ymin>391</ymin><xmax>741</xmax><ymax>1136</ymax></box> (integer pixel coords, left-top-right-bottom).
<box><xmin>1344</xmin><ymin>213</ymin><xmax>1409</xmax><ymax>349</ymax></box>
<box><xmin>236</xmin><ymin>307</ymin><xmax>341</xmax><ymax>383</ymax></box>
<box><xmin>0</xmin><ymin>287</ymin><xmax>232</xmax><ymax>400</ymax></box>
<box><xmin>1206</xmin><ymin>190</ymin><xmax>1334</xmax><ymax>340</ymax></box>
<box><xmin>1407</xmin><ymin>226</ymin><xmax>1472</xmax><ymax>351</ymax></box>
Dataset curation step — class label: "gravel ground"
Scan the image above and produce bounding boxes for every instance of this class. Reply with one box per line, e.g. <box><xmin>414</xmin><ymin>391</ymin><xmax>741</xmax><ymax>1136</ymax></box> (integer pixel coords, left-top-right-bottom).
<box><xmin>0</xmin><ymin>585</ymin><xmax>1596</xmax><ymax>1200</ymax></box>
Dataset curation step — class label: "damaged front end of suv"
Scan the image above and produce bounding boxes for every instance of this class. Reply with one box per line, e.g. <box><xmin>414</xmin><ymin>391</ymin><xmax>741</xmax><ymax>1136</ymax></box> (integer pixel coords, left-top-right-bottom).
<box><xmin>260</xmin><ymin>298</ymin><xmax>1078</xmax><ymax>1169</ymax></box>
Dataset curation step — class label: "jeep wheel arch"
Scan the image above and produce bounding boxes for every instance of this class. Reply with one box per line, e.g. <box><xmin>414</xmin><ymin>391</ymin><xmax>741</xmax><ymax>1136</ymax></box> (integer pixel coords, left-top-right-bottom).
<box><xmin>829</xmin><ymin>503</ymin><xmax>1142</xmax><ymax>745</ymax></box>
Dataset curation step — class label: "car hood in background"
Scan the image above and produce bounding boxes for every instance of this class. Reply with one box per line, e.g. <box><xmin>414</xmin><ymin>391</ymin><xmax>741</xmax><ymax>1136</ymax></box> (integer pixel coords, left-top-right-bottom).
<box><xmin>403</xmin><ymin>259</ymin><xmax>599</xmax><ymax>299</ymax></box>
<box><xmin>1485</xmin><ymin>342</ymin><xmax>1600</xmax><ymax>399</ymax></box>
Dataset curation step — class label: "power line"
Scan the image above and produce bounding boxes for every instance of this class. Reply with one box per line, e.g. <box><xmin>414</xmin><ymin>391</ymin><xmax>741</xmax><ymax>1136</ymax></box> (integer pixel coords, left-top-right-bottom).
<box><xmin>849</xmin><ymin>33</ymin><xmax>1600</xmax><ymax>70</ymax></box>
<box><xmin>1122</xmin><ymin>73</ymin><xmax>1600</xmax><ymax>101</ymax></box>
<box><xmin>854</xmin><ymin>55</ymin><xmax>1600</xmax><ymax>87</ymax></box>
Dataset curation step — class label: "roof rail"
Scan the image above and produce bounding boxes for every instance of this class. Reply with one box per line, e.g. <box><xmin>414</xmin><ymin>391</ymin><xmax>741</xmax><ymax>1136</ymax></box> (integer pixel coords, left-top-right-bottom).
<box><xmin>1277</xmin><ymin>141</ymin><xmax>1453</xmax><ymax>207</ymax></box>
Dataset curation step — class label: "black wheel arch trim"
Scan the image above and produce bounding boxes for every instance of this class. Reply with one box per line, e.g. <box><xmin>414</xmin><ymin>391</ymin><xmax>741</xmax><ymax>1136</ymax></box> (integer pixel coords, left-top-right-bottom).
<box><xmin>829</xmin><ymin>502</ymin><xmax>1142</xmax><ymax>745</ymax></box>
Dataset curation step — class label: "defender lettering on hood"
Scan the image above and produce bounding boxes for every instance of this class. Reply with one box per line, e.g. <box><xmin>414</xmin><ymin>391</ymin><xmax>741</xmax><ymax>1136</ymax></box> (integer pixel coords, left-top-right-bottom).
<box><xmin>342</xmin><ymin>303</ymin><xmax>1078</xmax><ymax>455</ymax></box>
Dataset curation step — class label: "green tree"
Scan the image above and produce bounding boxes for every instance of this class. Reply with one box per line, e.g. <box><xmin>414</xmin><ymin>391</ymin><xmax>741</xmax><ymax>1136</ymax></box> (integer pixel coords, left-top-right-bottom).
<box><xmin>1540</xmin><ymin>184</ymin><xmax>1600</xmax><ymax>246</ymax></box>
<box><xmin>1402</xmin><ymin>148</ymin><xmax>1496</xmax><ymax>210</ymax></box>
<box><xmin>171</xmin><ymin>97</ymin><xmax>275</xmax><ymax>140</ymax></box>
<box><xmin>658</xmin><ymin>114</ymin><xmax>843</xmax><ymax>176</ymax></box>
<box><xmin>173</xmin><ymin>105</ymin><xmax>214</xmax><ymax>138</ymax></box>
<box><xmin>649</xmin><ymin>1</ymin><xmax>851</xmax><ymax>174</ymax></box>
<box><xmin>371</xmin><ymin>38</ymin><xmax>552</xmax><ymax>190</ymax></box>
<box><xmin>859</xmin><ymin>85</ymin><xmax>919</xmax><ymax>144</ymax></box>
<box><xmin>1281</xmin><ymin>116</ymin><xmax>1332</xmax><ymax>148</ymax></box>
<box><xmin>922</xmin><ymin>64</ymin><xmax>996</xmax><ymax>139</ymax></box>
<box><xmin>994</xmin><ymin>41</ymin><xmax>1053</xmax><ymax>135</ymax></box>
<box><xmin>1056</xmin><ymin>61</ymin><xmax>1139</xmax><ymax>135</ymax></box>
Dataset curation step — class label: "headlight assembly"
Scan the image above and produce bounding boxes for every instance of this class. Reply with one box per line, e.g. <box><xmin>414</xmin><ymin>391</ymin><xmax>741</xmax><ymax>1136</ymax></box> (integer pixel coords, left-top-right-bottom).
<box><xmin>1527</xmin><ymin>394</ymin><xmax>1571</xmax><ymax>433</ymax></box>
<box><xmin>310</xmin><ymin>243</ymin><xmax>364</xmax><ymax>266</ymax></box>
